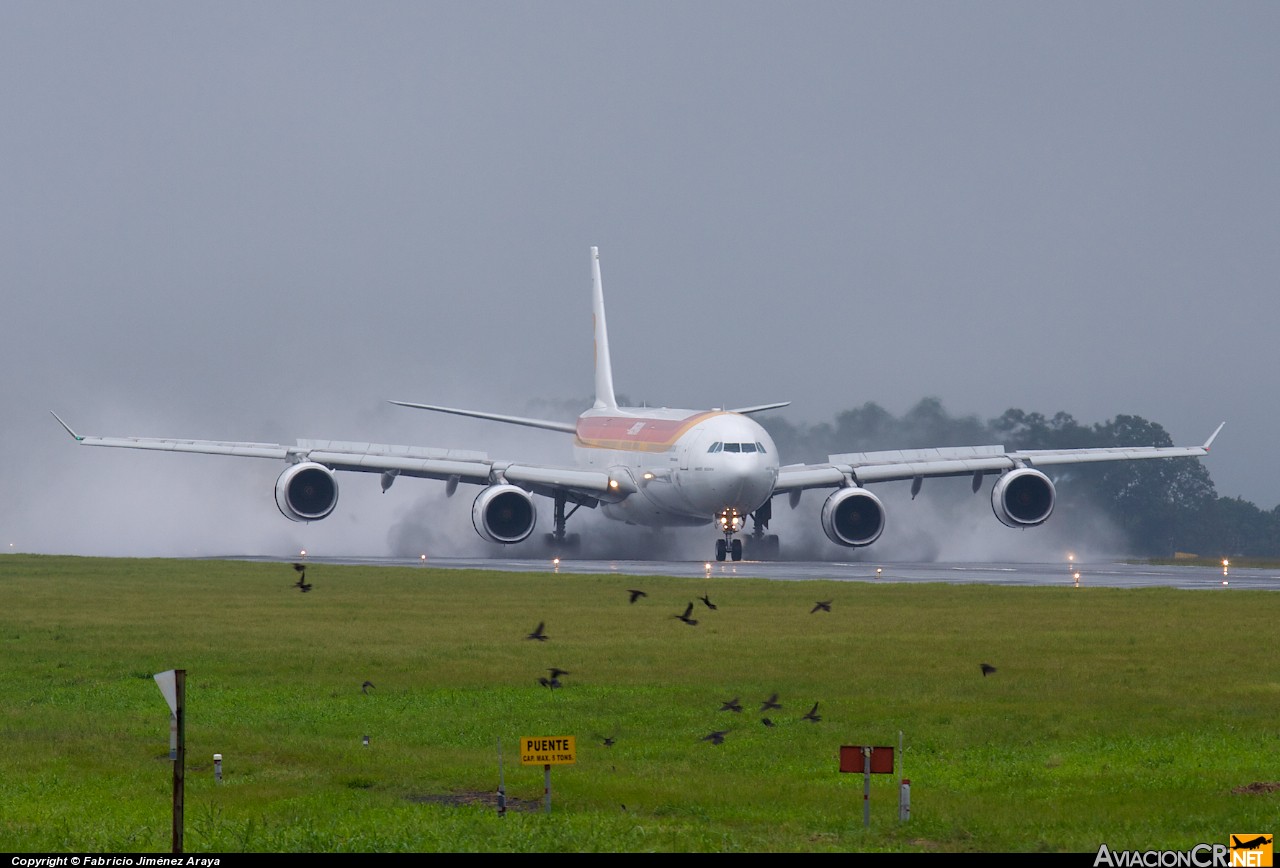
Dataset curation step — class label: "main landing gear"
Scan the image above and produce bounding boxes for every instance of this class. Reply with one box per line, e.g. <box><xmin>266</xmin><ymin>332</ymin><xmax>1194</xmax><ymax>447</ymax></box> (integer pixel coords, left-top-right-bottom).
<box><xmin>544</xmin><ymin>492</ymin><xmax>582</xmax><ymax>549</ymax></box>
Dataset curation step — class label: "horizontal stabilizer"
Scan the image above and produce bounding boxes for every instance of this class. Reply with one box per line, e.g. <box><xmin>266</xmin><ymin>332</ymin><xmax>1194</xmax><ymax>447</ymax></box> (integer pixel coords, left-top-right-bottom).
<box><xmin>730</xmin><ymin>402</ymin><xmax>792</xmax><ymax>416</ymax></box>
<box><xmin>388</xmin><ymin>400</ymin><xmax>577</xmax><ymax>434</ymax></box>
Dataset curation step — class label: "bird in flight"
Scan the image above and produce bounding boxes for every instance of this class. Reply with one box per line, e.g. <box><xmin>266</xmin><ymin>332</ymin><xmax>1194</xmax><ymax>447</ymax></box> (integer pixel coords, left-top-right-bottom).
<box><xmin>526</xmin><ymin>622</ymin><xmax>549</xmax><ymax>641</ymax></box>
<box><xmin>980</xmin><ymin>663</ymin><xmax>997</xmax><ymax>677</ymax></box>
<box><xmin>538</xmin><ymin>676</ymin><xmax>561</xmax><ymax>689</ymax></box>
<box><xmin>760</xmin><ymin>693</ymin><xmax>782</xmax><ymax>712</ymax></box>
<box><xmin>361</xmin><ymin>680</ymin><xmax>375</xmax><ymax>694</ymax></box>
<box><xmin>291</xmin><ymin>564</ymin><xmax>311</xmax><ymax>592</ymax></box>
<box><xmin>761</xmin><ymin>717</ymin><xmax>775</xmax><ymax>728</ymax></box>
<box><xmin>296</xmin><ymin>579</ymin><xmax>312</xmax><ymax>592</ymax></box>
<box><xmin>701</xmin><ymin>730</ymin><xmax>729</xmax><ymax>745</ymax></box>
<box><xmin>802</xmin><ymin>702</ymin><xmax>822</xmax><ymax>723</ymax></box>
<box><xmin>547</xmin><ymin>667</ymin><xmax>570</xmax><ymax>680</ymax></box>
<box><xmin>596</xmin><ymin>734</ymin><xmax>617</xmax><ymax>747</ymax></box>
<box><xmin>699</xmin><ymin>594</ymin><xmax>717</xmax><ymax>611</ymax></box>
<box><xmin>811</xmin><ymin>601</ymin><xmax>832</xmax><ymax>613</ymax></box>
<box><xmin>673</xmin><ymin>603</ymin><xmax>699</xmax><ymax>626</ymax></box>
<box><xmin>719</xmin><ymin>697</ymin><xmax>743</xmax><ymax>713</ymax></box>
<box><xmin>627</xmin><ymin>589</ymin><xmax>647</xmax><ymax>604</ymax></box>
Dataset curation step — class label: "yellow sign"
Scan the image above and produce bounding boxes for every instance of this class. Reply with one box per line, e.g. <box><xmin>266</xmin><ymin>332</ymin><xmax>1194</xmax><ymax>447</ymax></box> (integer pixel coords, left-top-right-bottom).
<box><xmin>519</xmin><ymin>735</ymin><xmax>576</xmax><ymax>765</ymax></box>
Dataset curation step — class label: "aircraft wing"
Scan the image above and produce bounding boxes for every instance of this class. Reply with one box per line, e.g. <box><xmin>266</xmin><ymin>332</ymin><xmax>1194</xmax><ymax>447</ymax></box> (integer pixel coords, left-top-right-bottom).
<box><xmin>773</xmin><ymin>423</ymin><xmax>1224</xmax><ymax>493</ymax></box>
<box><xmin>50</xmin><ymin>412</ymin><xmax>615</xmax><ymax>500</ymax></box>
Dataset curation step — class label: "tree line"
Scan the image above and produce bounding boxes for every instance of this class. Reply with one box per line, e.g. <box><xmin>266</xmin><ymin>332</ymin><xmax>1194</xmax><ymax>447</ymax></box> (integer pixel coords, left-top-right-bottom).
<box><xmin>758</xmin><ymin>398</ymin><xmax>1277</xmax><ymax>558</ymax></box>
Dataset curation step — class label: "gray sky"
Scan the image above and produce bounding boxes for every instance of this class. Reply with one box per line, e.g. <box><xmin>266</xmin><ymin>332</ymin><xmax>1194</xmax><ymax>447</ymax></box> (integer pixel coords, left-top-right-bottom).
<box><xmin>3</xmin><ymin>2</ymin><xmax>1277</xmax><ymax>557</ymax></box>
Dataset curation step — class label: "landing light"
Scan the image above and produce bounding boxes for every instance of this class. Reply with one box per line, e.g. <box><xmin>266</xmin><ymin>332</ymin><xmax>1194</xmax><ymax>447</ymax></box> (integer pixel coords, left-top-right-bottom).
<box><xmin>609</xmin><ymin>479</ymin><xmax>619</xmax><ymax>490</ymax></box>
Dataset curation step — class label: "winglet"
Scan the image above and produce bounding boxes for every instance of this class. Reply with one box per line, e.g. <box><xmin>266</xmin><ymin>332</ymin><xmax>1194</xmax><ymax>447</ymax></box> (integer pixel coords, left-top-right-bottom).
<box><xmin>1202</xmin><ymin>421</ymin><xmax>1225</xmax><ymax>451</ymax></box>
<box><xmin>50</xmin><ymin>410</ymin><xmax>84</xmax><ymax>441</ymax></box>
<box><xmin>590</xmin><ymin>246</ymin><xmax>619</xmax><ymax>411</ymax></box>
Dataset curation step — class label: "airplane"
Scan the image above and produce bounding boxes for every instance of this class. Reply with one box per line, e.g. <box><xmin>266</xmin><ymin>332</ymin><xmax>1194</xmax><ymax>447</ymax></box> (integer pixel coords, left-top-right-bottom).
<box><xmin>1232</xmin><ymin>836</ymin><xmax>1273</xmax><ymax>851</ymax></box>
<box><xmin>52</xmin><ymin>247</ymin><xmax>1225</xmax><ymax>563</ymax></box>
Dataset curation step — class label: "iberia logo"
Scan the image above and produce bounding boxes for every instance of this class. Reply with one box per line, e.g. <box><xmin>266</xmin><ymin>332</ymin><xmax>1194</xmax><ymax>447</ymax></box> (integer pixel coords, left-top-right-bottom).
<box><xmin>1230</xmin><ymin>835</ymin><xmax>1273</xmax><ymax>867</ymax></box>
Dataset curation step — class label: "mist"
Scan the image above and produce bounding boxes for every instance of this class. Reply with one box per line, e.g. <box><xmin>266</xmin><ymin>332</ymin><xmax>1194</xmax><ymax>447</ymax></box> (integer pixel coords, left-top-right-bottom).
<box><xmin>3</xmin><ymin>5</ymin><xmax>1274</xmax><ymax>559</ymax></box>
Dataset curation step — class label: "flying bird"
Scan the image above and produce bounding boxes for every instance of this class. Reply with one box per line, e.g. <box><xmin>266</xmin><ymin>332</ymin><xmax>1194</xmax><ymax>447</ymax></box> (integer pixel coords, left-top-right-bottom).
<box><xmin>698</xmin><ymin>594</ymin><xmax>717</xmax><ymax>610</ymax></box>
<box><xmin>596</xmin><ymin>734</ymin><xmax>617</xmax><ymax>747</ymax></box>
<box><xmin>719</xmin><ymin>697</ymin><xmax>743</xmax><ymax>713</ymax></box>
<box><xmin>526</xmin><ymin>621</ymin><xmax>549</xmax><ymax>641</ymax></box>
<box><xmin>701</xmin><ymin>730</ymin><xmax>729</xmax><ymax>745</ymax></box>
<box><xmin>761</xmin><ymin>717</ymin><xmax>775</xmax><ymax>728</ymax></box>
<box><xmin>547</xmin><ymin>667</ymin><xmax>570</xmax><ymax>680</ymax></box>
<box><xmin>980</xmin><ymin>663</ymin><xmax>997</xmax><ymax>677</ymax></box>
<box><xmin>361</xmin><ymin>680</ymin><xmax>375</xmax><ymax>694</ymax></box>
<box><xmin>802</xmin><ymin>702</ymin><xmax>822</xmax><ymax>723</ymax></box>
<box><xmin>760</xmin><ymin>693</ymin><xmax>782</xmax><ymax>712</ymax></box>
<box><xmin>538</xmin><ymin>676</ymin><xmax>562</xmax><ymax>689</ymax></box>
<box><xmin>811</xmin><ymin>601</ymin><xmax>832</xmax><ymax>613</ymax></box>
<box><xmin>296</xmin><ymin>580</ymin><xmax>312</xmax><ymax>593</ymax></box>
<box><xmin>627</xmin><ymin>589</ymin><xmax>647</xmax><ymax>604</ymax></box>
<box><xmin>292</xmin><ymin>563</ymin><xmax>306</xmax><ymax>573</ymax></box>
<box><xmin>673</xmin><ymin>603</ymin><xmax>699</xmax><ymax>626</ymax></box>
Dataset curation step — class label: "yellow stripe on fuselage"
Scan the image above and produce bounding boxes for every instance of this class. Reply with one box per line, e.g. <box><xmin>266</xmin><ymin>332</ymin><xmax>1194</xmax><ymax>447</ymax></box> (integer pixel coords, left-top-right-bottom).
<box><xmin>574</xmin><ymin>411</ymin><xmax>724</xmax><ymax>453</ymax></box>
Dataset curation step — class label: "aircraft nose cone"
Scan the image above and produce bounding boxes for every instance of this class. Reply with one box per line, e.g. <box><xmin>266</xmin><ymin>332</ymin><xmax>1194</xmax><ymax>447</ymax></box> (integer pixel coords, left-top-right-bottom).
<box><xmin>705</xmin><ymin>459</ymin><xmax>774</xmax><ymax>513</ymax></box>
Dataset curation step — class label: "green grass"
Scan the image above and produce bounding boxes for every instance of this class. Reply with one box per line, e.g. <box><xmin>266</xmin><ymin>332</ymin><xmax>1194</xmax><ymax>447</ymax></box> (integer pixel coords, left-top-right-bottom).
<box><xmin>1</xmin><ymin>554</ymin><xmax>1277</xmax><ymax>853</ymax></box>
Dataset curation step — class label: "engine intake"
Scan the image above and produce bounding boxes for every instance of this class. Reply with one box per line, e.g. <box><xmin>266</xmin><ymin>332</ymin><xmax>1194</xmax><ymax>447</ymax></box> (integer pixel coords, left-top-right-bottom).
<box><xmin>991</xmin><ymin>467</ymin><xmax>1056</xmax><ymax>528</ymax></box>
<box><xmin>821</xmin><ymin>487</ymin><xmax>886</xmax><ymax>547</ymax></box>
<box><xmin>275</xmin><ymin>462</ymin><xmax>339</xmax><ymax>522</ymax></box>
<box><xmin>472</xmin><ymin>484</ymin><xmax>537</xmax><ymax>544</ymax></box>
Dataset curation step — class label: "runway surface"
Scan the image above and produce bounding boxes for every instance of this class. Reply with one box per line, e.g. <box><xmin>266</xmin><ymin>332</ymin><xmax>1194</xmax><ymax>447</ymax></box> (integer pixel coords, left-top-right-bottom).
<box><xmin>228</xmin><ymin>554</ymin><xmax>1280</xmax><ymax>591</ymax></box>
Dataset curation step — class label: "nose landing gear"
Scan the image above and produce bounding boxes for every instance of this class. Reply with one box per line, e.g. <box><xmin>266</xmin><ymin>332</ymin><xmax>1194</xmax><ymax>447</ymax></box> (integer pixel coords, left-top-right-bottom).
<box><xmin>714</xmin><ymin>509</ymin><xmax>745</xmax><ymax>562</ymax></box>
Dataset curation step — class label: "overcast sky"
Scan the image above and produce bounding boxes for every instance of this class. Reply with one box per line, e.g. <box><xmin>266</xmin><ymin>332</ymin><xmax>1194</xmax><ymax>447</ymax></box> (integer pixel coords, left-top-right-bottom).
<box><xmin>3</xmin><ymin>3</ymin><xmax>1276</xmax><ymax>558</ymax></box>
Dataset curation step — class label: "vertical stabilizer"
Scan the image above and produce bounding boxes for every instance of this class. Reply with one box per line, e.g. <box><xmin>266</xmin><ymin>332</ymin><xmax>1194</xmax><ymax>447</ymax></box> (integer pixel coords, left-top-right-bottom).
<box><xmin>590</xmin><ymin>246</ymin><xmax>618</xmax><ymax>410</ymax></box>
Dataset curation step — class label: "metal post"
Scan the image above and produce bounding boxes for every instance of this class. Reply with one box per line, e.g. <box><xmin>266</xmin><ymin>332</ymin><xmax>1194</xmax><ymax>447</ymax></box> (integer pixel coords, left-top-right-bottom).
<box><xmin>544</xmin><ymin>764</ymin><xmax>552</xmax><ymax>814</ymax></box>
<box><xmin>497</xmin><ymin>738</ymin><xmax>506</xmax><ymax>818</ymax></box>
<box><xmin>172</xmin><ymin>669</ymin><xmax>185</xmax><ymax>855</ymax></box>
<box><xmin>898</xmin><ymin>731</ymin><xmax>908</xmax><ymax>822</ymax></box>
<box><xmin>213</xmin><ymin>753</ymin><xmax>222</xmax><ymax>783</ymax></box>
<box><xmin>863</xmin><ymin>747</ymin><xmax>871</xmax><ymax>828</ymax></box>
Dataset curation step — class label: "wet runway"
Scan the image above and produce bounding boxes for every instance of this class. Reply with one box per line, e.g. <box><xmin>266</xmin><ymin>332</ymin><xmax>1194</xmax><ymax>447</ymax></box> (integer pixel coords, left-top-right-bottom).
<box><xmin>229</xmin><ymin>554</ymin><xmax>1280</xmax><ymax>591</ymax></box>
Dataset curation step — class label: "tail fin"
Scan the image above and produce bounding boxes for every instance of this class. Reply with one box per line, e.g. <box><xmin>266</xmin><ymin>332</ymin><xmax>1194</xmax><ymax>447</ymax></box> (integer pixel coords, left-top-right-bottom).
<box><xmin>590</xmin><ymin>246</ymin><xmax>618</xmax><ymax>410</ymax></box>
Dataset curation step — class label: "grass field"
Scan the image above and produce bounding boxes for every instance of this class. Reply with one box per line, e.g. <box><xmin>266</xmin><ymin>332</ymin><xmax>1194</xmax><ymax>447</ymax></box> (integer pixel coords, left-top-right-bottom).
<box><xmin>1</xmin><ymin>554</ymin><xmax>1276</xmax><ymax>853</ymax></box>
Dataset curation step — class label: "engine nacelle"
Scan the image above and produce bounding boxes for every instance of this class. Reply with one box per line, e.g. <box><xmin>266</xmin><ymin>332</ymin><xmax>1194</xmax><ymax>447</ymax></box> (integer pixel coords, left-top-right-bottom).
<box><xmin>820</xmin><ymin>487</ymin><xmax>886</xmax><ymax>547</ymax></box>
<box><xmin>275</xmin><ymin>462</ymin><xmax>339</xmax><ymax>522</ymax></box>
<box><xmin>991</xmin><ymin>467</ymin><xmax>1056</xmax><ymax>528</ymax></box>
<box><xmin>472</xmin><ymin>484</ymin><xmax>537</xmax><ymax>544</ymax></box>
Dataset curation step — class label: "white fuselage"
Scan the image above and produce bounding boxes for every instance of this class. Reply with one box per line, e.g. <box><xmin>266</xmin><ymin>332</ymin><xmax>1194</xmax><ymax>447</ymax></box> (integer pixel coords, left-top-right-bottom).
<box><xmin>572</xmin><ymin>407</ymin><xmax>779</xmax><ymax>527</ymax></box>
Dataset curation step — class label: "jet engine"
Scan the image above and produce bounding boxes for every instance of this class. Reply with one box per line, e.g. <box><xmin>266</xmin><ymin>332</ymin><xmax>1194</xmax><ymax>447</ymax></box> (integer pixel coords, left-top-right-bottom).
<box><xmin>991</xmin><ymin>467</ymin><xmax>1056</xmax><ymax>528</ymax></box>
<box><xmin>275</xmin><ymin>462</ymin><xmax>339</xmax><ymax>522</ymax></box>
<box><xmin>472</xmin><ymin>484</ymin><xmax>538</xmax><ymax>544</ymax></box>
<box><xmin>820</xmin><ymin>487</ymin><xmax>886</xmax><ymax>547</ymax></box>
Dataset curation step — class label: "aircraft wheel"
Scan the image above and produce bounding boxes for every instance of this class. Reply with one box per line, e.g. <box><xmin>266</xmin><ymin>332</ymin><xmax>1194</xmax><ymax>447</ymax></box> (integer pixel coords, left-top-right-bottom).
<box><xmin>715</xmin><ymin>539</ymin><xmax>727</xmax><ymax>562</ymax></box>
<box><xmin>730</xmin><ymin>538</ymin><xmax>743</xmax><ymax>561</ymax></box>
